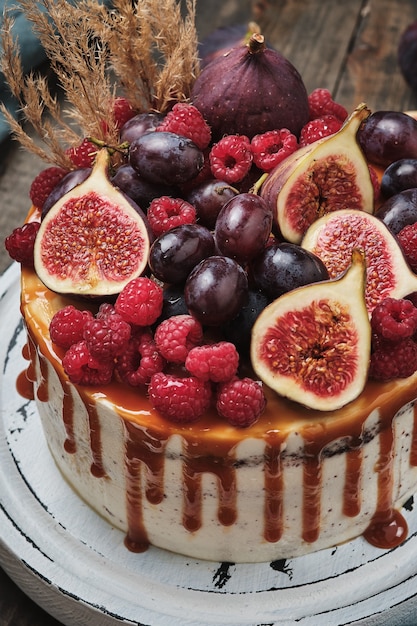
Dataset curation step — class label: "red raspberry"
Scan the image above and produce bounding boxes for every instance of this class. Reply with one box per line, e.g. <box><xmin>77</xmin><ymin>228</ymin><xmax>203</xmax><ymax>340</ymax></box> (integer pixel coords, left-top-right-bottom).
<box><xmin>116</xmin><ymin>329</ymin><xmax>165</xmax><ymax>386</ymax></box>
<box><xmin>66</xmin><ymin>138</ymin><xmax>97</xmax><ymax>168</ymax></box>
<box><xmin>209</xmin><ymin>135</ymin><xmax>253</xmax><ymax>184</ymax></box>
<box><xmin>251</xmin><ymin>129</ymin><xmax>298</xmax><ymax>171</ymax></box>
<box><xmin>112</xmin><ymin>97</ymin><xmax>136</xmax><ymax>130</ymax></box>
<box><xmin>397</xmin><ymin>223</ymin><xmax>417</xmax><ymax>272</ymax></box>
<box><xmin>115</xmin><ymin>277</ymin><xmax>164</xmax><ymax>327</ymax></box>
<box><xmin>308</xmin><ymin>88</ymin><xmax>348</xmax><ymax>122</ymax></box>
<box><xmin>154</xmin><ymin>314</ymin><xmax>203</xmax><ymax>363</ymax></box>
<box><xmin>29</xmin><ymin>166</ymin><xmax>68</xmax><ymax>209</ymax></box>
<box><xmin>216</xmin><ymin>377</ymin><xmax>266</xmax><ymax>427</ymax></box>
<box><xmin>62</xmin><ymin>340</ymin><xmax>114</xmax><ymax>385</ymax></box>
<box><xmin>4</xmin><ymin>221</ymin><xmax>41</xmax><ymax>267</ymax></box>
<box><xmin>371</xmin><ymin>297</ymin><xmax>417</xmax><ymax>341</ymax></box>
<box><xmin>369</xmin><ymin>337</ymin><xmax>417</xmax><ymax>381</ymax></box>
<box><xmin>148</xmin><ymin>372</ymin><xmax>212</xmax><ymax>423</ymax></box>
<box><xmin>156</xmin><ymin>103</ymin><xmax>211</xmax><ymax>150</ymax></box>
<box><xmin>83</xmin><ymin>312</ymin><xmax>131</xmax><ymax>360</ymax></box>
<box><xmin>49</xmin><ymin>305</ymin><xmax>94</xmax><ymax>349</ymax></box>
<box><xmin>299</xmin><ymin>115</ymin><xmax>343</xmax><ymax>147</ymax></box>
<box><xmin>147</xmin><ymin>196</ymin><xmax>196</xmax><ymax>237</ymax></box>
<box><xmin>185</xmin><ymin>341</ymin><xmax>239</xmax><ymax>383</ymax></box>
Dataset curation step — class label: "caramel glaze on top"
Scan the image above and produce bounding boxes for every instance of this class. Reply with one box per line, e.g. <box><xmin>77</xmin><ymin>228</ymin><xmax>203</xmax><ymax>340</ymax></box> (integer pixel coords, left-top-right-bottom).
<box><xmin>18</xmin><ymin>251</ymin><xmax>417</xmax><ymax>555</ymax></box>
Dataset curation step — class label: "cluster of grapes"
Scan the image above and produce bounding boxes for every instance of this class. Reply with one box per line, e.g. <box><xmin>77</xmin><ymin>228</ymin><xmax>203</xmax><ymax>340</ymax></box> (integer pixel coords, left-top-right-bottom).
<box><xmin>106</xmin><ymin>111</ymin><xmax>333</xmax><ymax>354</ymax></box>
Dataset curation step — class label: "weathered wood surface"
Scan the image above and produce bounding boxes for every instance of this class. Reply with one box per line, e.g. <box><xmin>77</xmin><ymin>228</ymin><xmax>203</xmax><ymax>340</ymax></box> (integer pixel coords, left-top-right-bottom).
<box><xmin>1</xmin><ymin>1</ymin><xmax>417</xmax><ymax>623</ymax></box>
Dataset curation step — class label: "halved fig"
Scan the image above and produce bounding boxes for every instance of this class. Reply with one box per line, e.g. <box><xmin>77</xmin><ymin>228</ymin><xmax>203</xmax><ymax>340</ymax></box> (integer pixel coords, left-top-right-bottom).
<box><xmin>251</xmin><ymin>250</ymin><xmax>370</xmax><ymax>411</ymax></box>
<box><xmin>260</xmin><ymin>103</ymin><xmax>374</xmax><ymax>243</ymax></box>
<box><xmin>34</xmin><ymin>149</ymin><xmax>152</xmax><ymax>297</ymax></box>
<box><xmin>301</xmin><ymin>208</ymin><xmax>417</xmax><ymax>314</ymax></box>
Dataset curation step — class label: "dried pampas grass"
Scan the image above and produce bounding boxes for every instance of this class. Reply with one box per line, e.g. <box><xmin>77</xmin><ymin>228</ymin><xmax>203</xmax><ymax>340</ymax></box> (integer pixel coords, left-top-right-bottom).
<box><xmin>0</xmin><ymin>0</ymin><xmax>199</xmax><ymax>167</ymax></box>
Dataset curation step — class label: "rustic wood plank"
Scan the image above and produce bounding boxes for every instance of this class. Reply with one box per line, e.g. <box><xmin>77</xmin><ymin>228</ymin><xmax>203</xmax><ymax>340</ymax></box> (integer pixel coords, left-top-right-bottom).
<box><xmin>255</xmin><ymin>0</ymin><xmax>365</xmax><ymax>95</ymax></box>
<box><xmin>339</xmin><ymin>0</ymin><xmax>417</xmax><ymax>111</ymax></box>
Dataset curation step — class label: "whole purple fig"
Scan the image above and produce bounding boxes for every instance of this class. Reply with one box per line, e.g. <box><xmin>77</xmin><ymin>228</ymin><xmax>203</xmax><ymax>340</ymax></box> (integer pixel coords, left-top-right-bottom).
<box><xmin>191</xmin><ymin>34</ymin><xmax>309</xmax><ymax>141</ymax></box>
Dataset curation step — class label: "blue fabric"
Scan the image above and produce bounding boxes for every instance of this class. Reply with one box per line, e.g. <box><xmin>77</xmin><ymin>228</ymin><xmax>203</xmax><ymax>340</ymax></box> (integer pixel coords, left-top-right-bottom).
<box><xmin>0</xmin><ymin>1</ymin><xmax>112</xmax><ymax>144</ymax></box>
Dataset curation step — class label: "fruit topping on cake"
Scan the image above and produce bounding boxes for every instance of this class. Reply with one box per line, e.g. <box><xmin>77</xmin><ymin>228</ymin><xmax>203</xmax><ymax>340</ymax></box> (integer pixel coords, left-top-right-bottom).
<box><xmin>5</xmin><ymin>0</ymin><xmax>417</xmax><ymax>424</ymax></box>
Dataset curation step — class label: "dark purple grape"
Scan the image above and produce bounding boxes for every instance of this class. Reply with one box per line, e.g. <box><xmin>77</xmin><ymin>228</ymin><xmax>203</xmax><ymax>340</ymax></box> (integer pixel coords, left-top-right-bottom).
<box><xmin>380</xmin><ymin>159</ymin><xmax>417</xmax><ymax>198</ymax></box>
<box><xmin>375</xmin><ymin>188</ymin><xmax>417</xmax><ymax>234</ymax></box>
<box><xmin>358</xmin><ymin>111</ymin><xmax>417</xmax><ymax>167</ymax></box>
<box><xmin>149</xmin><ymin>224</ymin><xmax>215</xmax><ymax>284</ymax></box>
<box><xmin>129</xmin><ymin>131</ymin><xmax>204</xmax><ymax>186</ymax></box>
<box><xmin>111</xmin><ymin>164</ymin><xmax>179</xmax><ymax>210</ymax></box>
<box><xmin>184</xmin><ymin>255</ymin><xmax>248</xmax><ymax>326</ymax></box>
<box><xmin>41</xmin><ymin>167</ymin><xmax>91</xmax><ymax>218</ymax></box>
<box><xmin>222</xmin><ymin>289</ymin><xmax>269</xmax><ymax>355</ymax></box>
<box><xmin>250</xmin><ymin>242</ymin><xmax>329</xmax><ymax>299</ymax></box>
<box><xmin>214</xmin><ymin>193</ymin><xmax>273</xmax><ymax>262</ymax></box>
<box><xmin>119</xmin><ymin>112</ymin><xmax>164</xmax><ymax>144</ymax></box>
<box><xmin>157</xmin><ymin>285</ymin><xmax>189</xmax><ymax>324</ymax></box>
<box><xmin>185</xmin><ymin>179</ymin><xmax>238</xmax><ymax>229</ymax></box>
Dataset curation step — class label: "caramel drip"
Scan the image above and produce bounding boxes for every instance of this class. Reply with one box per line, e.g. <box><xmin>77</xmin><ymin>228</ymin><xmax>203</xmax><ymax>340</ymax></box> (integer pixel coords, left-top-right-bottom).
<box><xmin>263</xmin><ymin>432</ymin><xmax>284</xmax><ymax>543</ymax></box>
<box><xmin>302</xmin><ymin>455</ymin><xmax>322</xmax><ymax>543</ymax></box>
<box><xmin>182</xmin><ymin>440</ymin><xmax>237</xmax><ymax>532</ymax></box>
<box><xmin>343</xmin><ymin>448</ymin><xmax>363</xmax><ymax>517</ymax></box>
<box><xmin>410</xmin><ymin>402</ymin><xmax>417</xmax><ymax>466</ymax></box>
<box><xmin>16</xmin><ymin>369</ymin><xmax>35</xmax><ymax>401</ymax></box>
<box><xmin>363</xmin><ymin>423</ymin><xmax>408</xmax><ymax>549</ymax></box>
<box><xmin>123</xmin><ymin>421</ymin><xmax>168</xmax><ymax>552</ymax></box>
<box><xmin>85</xmin><ymin>402</ymin><xmax>106</xmax><ymax>478</ymax></box>
<box><xmin>22</xmin><ymin>342</ymin><xmax>30</xmax><ymax>361</ymax></box>
<box><xmin>62</xmin><ymin>384</ymin><xmax>76</xmax><ymax>454</ymax></box>
<box><xmin>37</xmin><ymin>356</ymin><xmax>49</xmax><ymax>402</ymax></box>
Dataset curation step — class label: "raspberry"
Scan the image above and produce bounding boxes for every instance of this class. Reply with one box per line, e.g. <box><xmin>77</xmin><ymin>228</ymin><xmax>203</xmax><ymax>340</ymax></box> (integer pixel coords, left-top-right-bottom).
<box><xmin>154</xmin><ymin>314</ymin><xmax>203</xmax><ymax>363</ymax></box>
<box><xmin>185</xmin><ymin>341</ymin><xmax>239</xmax><ymax>383</ymax></box>
<box><xmin>308</xmin><ymin>88</ymin><xmax>348</xmax><ymax>122</ymax></box>
<box><xmin>209</xmin><ymin>134</ymin><xmax>253</xmax><ymax>183</ymax></box>
<box><xmin>4</xmin><ymin>221</ymin><xmax>41</xmax><ymax>267</ymax></box>
<box><xmin>62</xmin><ymin>340</ymin><xmax>114</xmax><ymax>385</ymax></box>
<box><xmin>116</xmin><ymin>329</ymin><xmax>165</xmax><ymax>386</ymax></box>
<box><xmin>299</xmin><ymin>115</ymin><xmax>343</xmax><ymax>147</ymax></box>
<box><xmin>148</xmin><ymin>372</ymin><xmax>212</xmax><ymax>423</ymax></box>
<box><xmin>112</xmin><ymin>97</ymin><xmax>136</xmax><ymax>130</ymax></box>
<box><xmin>49</xmin><ymin>305</ymin><xmax>94</xmax><ymax>349</ymax></box>
<box><xmin>397</xmin><ymin>223</ymin><xmax>417</xmax><ymax>272</ymax></box>
<box><xmin>147</xmin><ymin>196</ymin><xmax>196</xmax><ymax>237</ymax></box>
<box><xmin>369</xmin><ymin>337</ymin><xmax>417</xmax><ymax>381</ymax></box>
<box><xmin>66</xmin><ymin>138</ymin><xmax>97</xmax><ymax>168</ymax></box>
<box><xmin>83</xmin><ymin>312</ymin><xmax>131</xmax><ymax>360</ymax></box>
<box><xmin>371</xmin><ymin>297</ymin><xmax>417</xmax><ymax>341</ymax></box>
<box><xmin>115</xmin><ymin>277</ymin><xmax>164</xmax><ymax>327</ymax></box>
<box><xmin>216</xmin><ymin>377</ymin><xmax>266</xmax><ymax>427</ymax></box>
<box><xmin>29</xmin><ymin>166</ymin><xmax>68</xmax><ymax>209</ymax></box>
<box><xmin>156</xmin><ymin>103</ymin><xmax>211</xmax><ymax>150</ymax></box>
<box><xmin>251</xmin><ymin>129</ymin><xmax>298</xmax><ymax>171</ymax></box>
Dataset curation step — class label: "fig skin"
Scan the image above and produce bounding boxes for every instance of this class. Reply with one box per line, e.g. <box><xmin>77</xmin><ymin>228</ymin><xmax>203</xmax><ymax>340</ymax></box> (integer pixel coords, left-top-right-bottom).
<box><xmin>398</xmin><ymin>20</ymin><xmax>417</xmax><ymax>92</ymax></box>
<box><xmin>34</xmin><ymin>149</ymin><xmax>153</xmax><ymax>298</ymax></box>
<box><xmin>191</xmin><ymin>34</ymin><xmax>309</xmax><ymax>141</ymax></box>
<box><xmin>260</xmin><ymin>103</ymin><xmax>374</xmax><ymax>243</ymax></box>
<box><xmin>251</xmin><ymin>250</ymin><xmax>371</xmax><ymax>411</ymax></box>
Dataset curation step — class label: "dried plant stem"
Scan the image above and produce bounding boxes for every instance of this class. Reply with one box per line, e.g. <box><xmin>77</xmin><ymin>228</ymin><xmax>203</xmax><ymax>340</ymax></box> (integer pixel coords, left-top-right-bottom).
<box><xmin>0</xmin><ymin>0</ymin><xmax>200</xmax><ymax>167</ymax></box>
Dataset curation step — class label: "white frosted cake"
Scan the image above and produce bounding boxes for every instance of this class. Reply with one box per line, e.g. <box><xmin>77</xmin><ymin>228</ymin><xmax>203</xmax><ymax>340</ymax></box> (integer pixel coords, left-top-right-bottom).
<box><xmin>5</xmin><ymin>0</ymin><xmax>417</xmax><ymax>565</ymax></box>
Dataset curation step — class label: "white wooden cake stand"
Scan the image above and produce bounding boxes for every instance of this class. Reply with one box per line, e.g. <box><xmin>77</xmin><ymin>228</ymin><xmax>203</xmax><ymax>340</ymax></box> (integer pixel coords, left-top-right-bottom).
<box><xmin>1</xmin><ymin>262</ymin><xmax>417</xmax><ymax>626</ymax></box>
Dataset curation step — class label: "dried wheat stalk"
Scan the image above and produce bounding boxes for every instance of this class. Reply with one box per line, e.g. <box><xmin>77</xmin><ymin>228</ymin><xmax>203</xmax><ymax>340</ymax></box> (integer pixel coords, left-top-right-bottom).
<box><xmin>0</xmin><ymin>0</ymin><xmax>199</xmax><ymax>168</ymax></box>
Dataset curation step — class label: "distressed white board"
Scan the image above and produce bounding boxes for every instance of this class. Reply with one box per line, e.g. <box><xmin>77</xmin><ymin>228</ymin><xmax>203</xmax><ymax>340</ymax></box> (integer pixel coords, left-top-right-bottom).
<box><xmin>1</xmin><ymin>262</ymin><xmax>417</xmax><ymax>626</ymax></box>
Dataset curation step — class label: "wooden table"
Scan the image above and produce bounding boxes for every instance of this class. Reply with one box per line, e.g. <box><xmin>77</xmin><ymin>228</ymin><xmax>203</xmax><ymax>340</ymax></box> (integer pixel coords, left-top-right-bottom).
<box><xmin>2</xmin><ymin>1</ymin><xmax>417</xmax><ymax>624</ymax></box>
